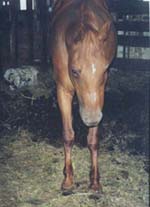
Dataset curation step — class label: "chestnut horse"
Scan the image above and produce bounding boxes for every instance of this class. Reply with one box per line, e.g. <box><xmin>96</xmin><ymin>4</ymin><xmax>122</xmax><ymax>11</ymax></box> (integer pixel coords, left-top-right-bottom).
<box><xmin>51</xmin><ymin>0</ymin><xmax>116</xmax><ymax>192</ymax></box>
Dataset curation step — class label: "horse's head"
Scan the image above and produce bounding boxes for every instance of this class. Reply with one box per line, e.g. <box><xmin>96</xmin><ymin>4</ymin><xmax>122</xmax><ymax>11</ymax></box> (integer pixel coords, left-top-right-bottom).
<box><xmin>66</xmin><ymin>21</ymin><xmax>114</xmax><ymax>127</ymax></box>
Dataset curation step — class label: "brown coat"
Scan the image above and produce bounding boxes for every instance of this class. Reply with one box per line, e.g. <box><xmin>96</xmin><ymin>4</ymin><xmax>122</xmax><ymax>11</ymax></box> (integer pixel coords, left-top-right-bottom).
<box><xmin>51</xmin><ymin>0</ymin><xmax>117</xmax><ymax>192</ymax></box>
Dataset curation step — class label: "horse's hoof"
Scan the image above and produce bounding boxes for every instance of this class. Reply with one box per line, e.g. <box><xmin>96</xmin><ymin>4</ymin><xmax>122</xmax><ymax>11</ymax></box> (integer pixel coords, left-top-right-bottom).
<box><xmin>61</xmin><ymin>182</ymin><xmax>74</xmax><ymax>196</ymax></box>
<box><xmin>89</xmin><ymin>183</ymin><xmax>103</xmax><ymax>194</ymax></box>
<box><xmin>62</xmin><ymin>189</ymin><xmax>74</xmax><ymax>196</ymax></box>
<box><xmin>61</xmin><ymin>180</ymin><xmax>74</xmax><ymax>191</ymax></box>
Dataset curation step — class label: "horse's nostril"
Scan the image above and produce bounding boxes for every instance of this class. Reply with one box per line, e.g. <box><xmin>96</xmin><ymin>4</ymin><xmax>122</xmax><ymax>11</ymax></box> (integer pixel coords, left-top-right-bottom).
<box><xmin>86</xmin><ymin>122</ymin><xmax>98</xmax><ymax>127</ymax></box>
<box><xmin>79</xmin><ymin>106</ymin><xmax>103</xmax><ymax>127</ymax></box>
<box><xmin>84</xmin><ymin>121</ymin><xmax>99</xmax><ymax>127</ymax></box>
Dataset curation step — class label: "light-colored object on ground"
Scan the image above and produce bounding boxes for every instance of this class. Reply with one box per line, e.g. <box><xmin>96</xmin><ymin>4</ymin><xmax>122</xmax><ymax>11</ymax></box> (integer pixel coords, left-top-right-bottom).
<box><xmin>4</xmin><ymin>66</ymin><xmax>39</xmax><ymax>90</ymax></box>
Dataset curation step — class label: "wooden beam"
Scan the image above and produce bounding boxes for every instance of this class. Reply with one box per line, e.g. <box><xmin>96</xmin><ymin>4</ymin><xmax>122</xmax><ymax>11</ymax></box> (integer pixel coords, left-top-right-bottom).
<box><xmin>111</xmin><ymin>1</ymin><xmax>149</xmax><ymax>15</ymax></box>
<box><xmin>37</xmin><ymin>0</ymin><xmax>48</xmax><ymax>65</ymax></box>
<box><xmin>10</xmin><ymin>0</ymin><xmax>19</xmax><ymax>66</ymax></box>
<box><xmin>115</xmin><ymin>21</ymin><xmax>149</xmax><ymax>32</ymax></box>
<box><xmin>117</xmin><ymin>35</ymin><xmax>149</xmax><ymax>48</ymax></box>
<box><xmin>27</xmin><ymin>0</ymin><xmax>34</xmax><ymax>64</ymax></box>
<box><xmin>112</xmin><ymin>58</ymin><xmax>150</xmax><ymax>71</ymax></box>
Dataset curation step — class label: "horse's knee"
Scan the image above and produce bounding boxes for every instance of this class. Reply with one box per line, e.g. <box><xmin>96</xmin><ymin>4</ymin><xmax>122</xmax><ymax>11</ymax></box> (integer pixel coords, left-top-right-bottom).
<box><xmin>63</xmin><ymin>128</ymin><xmax>74</xmax><ymax>139</ymax></box>
<box><xmin>63</xmin><ymin>129</ymin><xmax>74</xmax><ymax>148</ymax></box>
<box><xmin>87</xmin><ymin>128</ymin><xmax>99</xmax><ymax>152</ymax></box>
<box><xmin>88</xmin><ymin>143</ymin><xmax>98</xmax><ymax>152</ymax></box>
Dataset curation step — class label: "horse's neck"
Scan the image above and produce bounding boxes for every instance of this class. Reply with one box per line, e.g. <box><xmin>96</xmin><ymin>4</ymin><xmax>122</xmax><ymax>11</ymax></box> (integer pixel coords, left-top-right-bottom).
<box><xmin>52</xmin><ymin>0</ymin><xmax>107</xmax><ymax>14</ymax></box>
<box><xmin>52</xmin><ymin>0</ymin><xmax>73</xmax><ymax>21</ymax></box>
<box><xmin>53</xmin><ymin>0</ymin><xmax>73</xmax><ymax>12</ymax></box>
<box><xmin>93</xmin><ymin>0</ymin><xmax>108</xmax><ymax>7</ymax></box>
<box><xmin>51</xmin><ymin>0</ymin><xmax>109</xmax><ymax>26</ymax></box>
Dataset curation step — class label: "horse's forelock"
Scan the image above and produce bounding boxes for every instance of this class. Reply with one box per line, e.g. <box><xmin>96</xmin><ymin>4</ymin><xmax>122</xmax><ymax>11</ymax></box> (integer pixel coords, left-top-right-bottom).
<box><xmin>69</xmin><ymin>11</ymin><xmax>100</xmax><ymax>44</ymax></box>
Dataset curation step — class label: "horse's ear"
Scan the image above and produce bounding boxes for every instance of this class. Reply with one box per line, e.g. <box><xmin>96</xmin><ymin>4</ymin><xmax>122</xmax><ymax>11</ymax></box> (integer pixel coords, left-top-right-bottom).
<box><xmin>98</xmin><ymin>21</ymin><xmax>112</xmax><ymax>42</ymax></box>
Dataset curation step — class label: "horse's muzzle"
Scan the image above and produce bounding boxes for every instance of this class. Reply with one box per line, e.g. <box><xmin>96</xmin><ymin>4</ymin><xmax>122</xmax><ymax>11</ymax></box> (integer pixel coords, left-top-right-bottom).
<box><xmin>79</xmin><ymin>107</ymin><xmax>103</xmax><ymax>127</ymax></box>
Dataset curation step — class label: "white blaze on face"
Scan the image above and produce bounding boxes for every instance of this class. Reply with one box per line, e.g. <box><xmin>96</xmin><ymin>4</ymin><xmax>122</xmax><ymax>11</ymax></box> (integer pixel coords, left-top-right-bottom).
<box><xmin>89</xmin><ymin>92</ymin><xmax>97</xmax><ymax>102</ymax></box>
<box><xmin>91</xmin><ymin>63</ymin><xmax>97</xmax><ymax>75</ymax></box>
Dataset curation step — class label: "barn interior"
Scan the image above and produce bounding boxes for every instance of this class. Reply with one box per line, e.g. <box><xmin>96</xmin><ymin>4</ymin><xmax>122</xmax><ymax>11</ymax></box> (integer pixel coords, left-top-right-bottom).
<box><xmin>0</xmin><ymin>0</ymin><xmax>149</xmax><ymax>207</ymax></box>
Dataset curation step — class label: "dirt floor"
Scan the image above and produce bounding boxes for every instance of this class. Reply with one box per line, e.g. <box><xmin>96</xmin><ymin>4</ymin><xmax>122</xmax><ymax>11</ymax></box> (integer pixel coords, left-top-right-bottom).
<box><xmin>0</xmin><ymin>66</ymin><xmax>149</xmax><ymax>207</ymax></box>
<box><xmin>0</xmin><ymin>130</ymin><xmax>149</xmax><ymax>207</ymax></box>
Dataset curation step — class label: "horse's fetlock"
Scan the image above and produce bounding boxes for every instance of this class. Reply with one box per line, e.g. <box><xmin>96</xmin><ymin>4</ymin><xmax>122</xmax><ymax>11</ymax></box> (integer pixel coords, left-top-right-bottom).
<box><xmin>63</xmin><ymin>165</ymin><xmax>73</xmax><ymax>177</ymax></box>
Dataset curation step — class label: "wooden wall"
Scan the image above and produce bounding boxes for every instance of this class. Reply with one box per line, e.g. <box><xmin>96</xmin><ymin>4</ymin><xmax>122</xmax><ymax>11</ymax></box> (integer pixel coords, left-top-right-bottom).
<box><xmin>0</xmin><ymin>0</ymin><xmax>149</xmax><ymax>71</ymax></box>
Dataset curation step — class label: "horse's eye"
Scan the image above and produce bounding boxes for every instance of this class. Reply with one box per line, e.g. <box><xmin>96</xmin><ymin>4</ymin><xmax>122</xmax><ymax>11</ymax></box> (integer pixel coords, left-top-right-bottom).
<box><xmin>71</xmin><ymin>68</ymin><xmax>81</xmax><ymax>78</ymax></box>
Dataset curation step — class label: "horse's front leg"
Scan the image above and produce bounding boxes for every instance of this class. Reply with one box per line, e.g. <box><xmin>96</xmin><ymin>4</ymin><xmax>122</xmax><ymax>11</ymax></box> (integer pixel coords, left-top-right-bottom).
<box><xmin>87</xmin><ymin>127</ymin><xmax>102</xmax><ymax>192</ymax></box>
<box><xmin>57</xmin><ymin>85</ymin><xmax>74</xmax><ymax>190</ymax></box>
<box><xmin>87</xmin><ymin>81</ymin><xmax>106</xmax><ymax>192</ymax></box>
